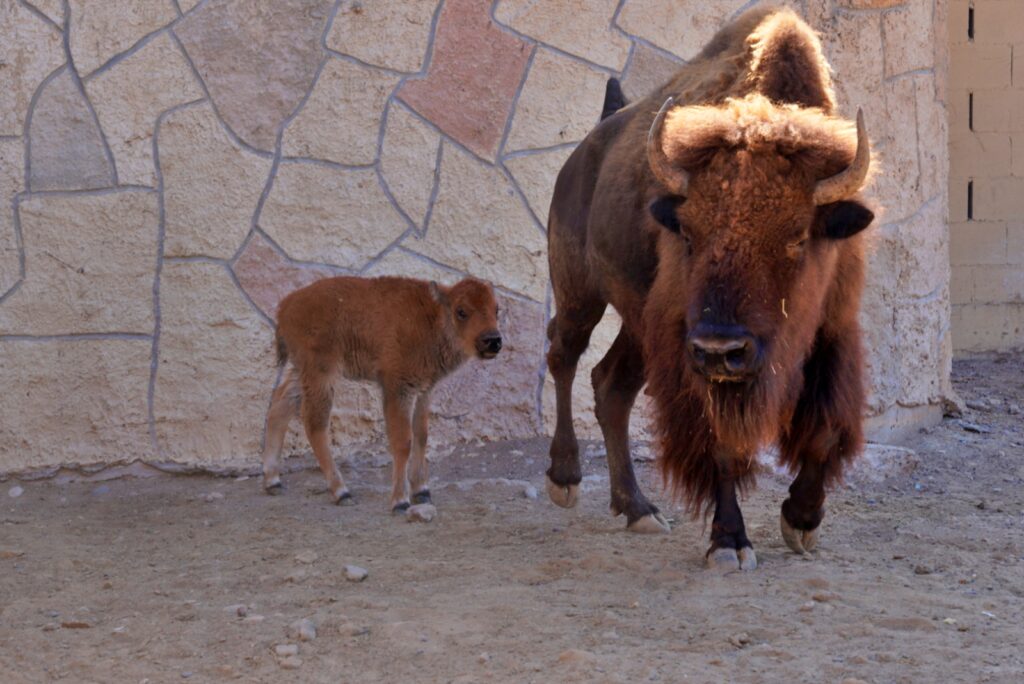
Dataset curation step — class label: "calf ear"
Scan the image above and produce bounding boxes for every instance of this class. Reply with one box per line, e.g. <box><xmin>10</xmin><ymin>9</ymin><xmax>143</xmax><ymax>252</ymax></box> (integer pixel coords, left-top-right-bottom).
<box><xmin>649</xmin><ymin>196</ymin><xmax>684</xmax><ymax>233</ymax></box>
<box><xmin>815</xmin><ymin>200</ymin><xmax>874</xmax><ymax>240</ymax></box>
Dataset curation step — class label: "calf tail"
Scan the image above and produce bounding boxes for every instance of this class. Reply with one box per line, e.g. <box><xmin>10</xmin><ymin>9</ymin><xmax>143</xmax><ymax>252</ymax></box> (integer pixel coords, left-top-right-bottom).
<box><xmin>600</xmin><ymin>77</ymin><xmax>628</xmax><ymax>121</ymax></box>
<box><xmin>275</xmin><ymin>328</ymin><xmax>288</xmax><ymax>368</ymax></box>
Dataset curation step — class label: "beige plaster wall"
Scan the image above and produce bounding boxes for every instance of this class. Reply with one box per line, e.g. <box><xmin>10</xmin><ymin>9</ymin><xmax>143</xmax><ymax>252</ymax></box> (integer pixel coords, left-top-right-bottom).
<box><xmin>948</xmin><ymin>0</ymin><xmax>1024</xmax><ymax>351</ymax></box>
<box><xmin>0</xmin><ymin>0</ymin><xmax>951</xmax><ymax>474</ymax></box>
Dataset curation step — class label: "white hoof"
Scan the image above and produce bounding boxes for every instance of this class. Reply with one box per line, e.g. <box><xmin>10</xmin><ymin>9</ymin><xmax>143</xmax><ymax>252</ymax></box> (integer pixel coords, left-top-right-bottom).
<box><xmin>545</xmin><ymin>476</ymin><xmax>579</xmax><ymax>509</ymax></box>
<box><xmin>738</xmin><ymin>546</ymin><xmax>758</xmax><ymax>571</ymax></box>
<box><xmin>333</xmin><ymin>487</ymin><xmax>353</xmax><ymax>506</ymax></box>
<box><xmin>706</xmin><ymin>547</ymin><xmax>739</xmax><ymax>573</ymax></box>
<box><xmin>780</xmin><ymin>513</ymin><xmax>818</xmax><ymax>555</ymax></box>
<box><xmin>627</xmin><ymin>512</ymin><xmax>671</xmax><ymax>534</ymax></box>
<box><xmin>264</xmin><ymin>476</ymin><xmax>283</xmax><ymax>495</ymax></box>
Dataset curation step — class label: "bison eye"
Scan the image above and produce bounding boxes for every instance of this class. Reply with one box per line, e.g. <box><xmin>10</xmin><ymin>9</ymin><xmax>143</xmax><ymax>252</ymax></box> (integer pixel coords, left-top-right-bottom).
<box><xmin>456</xmin><ymin>307</ymin><xmax>469</xmax><ymax>321</ymax></box>
<box><xmin>787</xmin><ymin>236</ymin><xmax>808</xmax><ymax>252</ymax></box>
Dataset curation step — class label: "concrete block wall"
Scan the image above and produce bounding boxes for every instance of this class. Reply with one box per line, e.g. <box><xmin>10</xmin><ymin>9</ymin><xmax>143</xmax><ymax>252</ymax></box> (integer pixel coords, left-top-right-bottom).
<box><xmin>948</xmin><ymin>0</ymin><xmax>1024</xmax><ymax>351</ymax></box>
<box><xmin>0</xmin><ymin>0</ymin><xmax>952</xmax><ymax>475</ymax></box>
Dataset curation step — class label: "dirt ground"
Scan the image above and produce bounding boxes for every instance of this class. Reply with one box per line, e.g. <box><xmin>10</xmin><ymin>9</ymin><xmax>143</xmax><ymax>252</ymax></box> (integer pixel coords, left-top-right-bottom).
<box><xmin>2</xmin><ymin>355</ymin><xmax>1023</xmax><ymax>684</ymax></box>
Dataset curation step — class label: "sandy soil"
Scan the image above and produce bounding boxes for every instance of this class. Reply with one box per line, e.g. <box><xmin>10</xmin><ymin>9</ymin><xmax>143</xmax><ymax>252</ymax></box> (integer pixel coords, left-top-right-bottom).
<box><xmin>1</xmin><ymin>355</ymin><xmax>1023</xmax><ymax>684</ymax></box>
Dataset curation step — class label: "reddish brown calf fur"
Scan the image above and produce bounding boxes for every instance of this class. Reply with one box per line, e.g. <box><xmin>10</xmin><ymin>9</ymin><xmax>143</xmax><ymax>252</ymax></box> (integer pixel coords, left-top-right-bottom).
<box><xmin>545</xmin><ymin>7</ymin><xmax>876</xmax><ymax>570</ymax></box>
<box><xmin>261</xmin><ymin>276</ymin><xmax>501</xmax><ymax>510</ymax></box>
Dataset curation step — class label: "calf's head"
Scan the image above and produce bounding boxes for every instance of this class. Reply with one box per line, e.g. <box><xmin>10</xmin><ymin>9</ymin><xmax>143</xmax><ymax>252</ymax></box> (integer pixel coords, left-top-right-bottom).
<box><xmin>644</xmin><ymin>95</ymin><xmax>874</xmax><ymax>445</ymax></box>
<box><xmin>433</xmin><ymin>278</ymin><xmax>502</xmax><ymax>359</ymax></box>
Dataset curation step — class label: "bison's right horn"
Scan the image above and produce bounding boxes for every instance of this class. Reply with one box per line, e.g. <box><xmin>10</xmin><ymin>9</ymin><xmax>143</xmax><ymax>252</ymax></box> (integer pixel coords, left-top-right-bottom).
<box><xmin>813</xmin><ymin>108</ymin><xmax>870</xmax><ymax>205</ymax></box>
<box><xmin>647</xmin><ymin>97</ymin><xmax>689</xmax><ymax>197</ymax></box>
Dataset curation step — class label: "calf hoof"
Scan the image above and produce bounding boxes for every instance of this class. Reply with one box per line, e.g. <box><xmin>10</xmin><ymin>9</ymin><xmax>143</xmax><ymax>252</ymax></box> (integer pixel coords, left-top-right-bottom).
<box><xmin>392</xmin><ymin>501</ymin><xmax>411</xmax><ymax>514</ymax></box>
<box><xmin>626</xmin><ymin>512</ymin><xmax>671</xmax><ymax>534</ymax></box>
<box><xmin>411</xmin><ymin>489</ymin><xmax>432</xmax><ymax>505</ymax></box>
<box><xmin>334</xmin><ymin>490</ymin><xmax>354</xmax><ymax>506</ymax></box>
<box><xmin>780</xmin><ymin>513</ymin><xmax>819</xmax><ymax>555</ymax></box>
<box><xmin>738</xmin><ymin>546</ymin><xmax>758</xmax><ymax>571</ymax></box>
<box><xmin>264</xmin><ymin>479</ymin><xmax>284</xmax><ymax>495</ymax></box>
<box><xmin>545</xmin><ymin>476</ymin><xmax>579</xmax><ymax>509</ymax></box>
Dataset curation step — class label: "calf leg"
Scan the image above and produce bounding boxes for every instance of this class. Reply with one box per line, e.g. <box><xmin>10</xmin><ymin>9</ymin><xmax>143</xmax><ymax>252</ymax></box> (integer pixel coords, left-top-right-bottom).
<box><xmin>261</xmin><ymin>367</ymin><xmax>301</xmax><ymax>493</ymax></box>
<box><xmin>592</xmin><ymin>329</ymin><xmax>669</xmax><ymax>533</ymax></box>
<box><xmin>779</xmin><ymin>331</ymin><xmax>864</xmax><ymax>554</ymax></box>
<box><xmin>383</xmin><ymin>387</ymin><xmax>414</xmax><ymax>513</ymax></box>
<box><xmin>301</xmin><ymin>372</ymin><xmax>351</xmax><ymax>504</ymax></box>
<box><xmin>546</xmin><ymin>301</ymin><xmax>605</xmax><ymax>508</ymax></box>
<box><xmin>408</xmin><ymin>391</ymin><xmax>432</xmax><ymax>504</ymax></box>
<box><xmin>706</xmin><ymin>456</ymin><xmax>757</xmax><ymax>572</ymax></box>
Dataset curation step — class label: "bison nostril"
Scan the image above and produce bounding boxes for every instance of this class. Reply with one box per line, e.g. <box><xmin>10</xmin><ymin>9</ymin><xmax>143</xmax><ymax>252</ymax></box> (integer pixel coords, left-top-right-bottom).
<box><xmin>687</xmin><ymin>326</ymin><xmax>759</xmax><ymax>378</ymax></box>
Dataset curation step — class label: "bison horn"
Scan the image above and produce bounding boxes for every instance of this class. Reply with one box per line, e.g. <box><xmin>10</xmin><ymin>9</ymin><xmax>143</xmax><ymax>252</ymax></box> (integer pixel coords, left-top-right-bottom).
<box><xmin>813</xmin><ymin>108</ymin><xmax>870</xmax><ymax>205</ymax></box>
<box><xmin>647</xmin><ymin>97</ymin><xmax>689</xmax><ymax>196</ymax></box>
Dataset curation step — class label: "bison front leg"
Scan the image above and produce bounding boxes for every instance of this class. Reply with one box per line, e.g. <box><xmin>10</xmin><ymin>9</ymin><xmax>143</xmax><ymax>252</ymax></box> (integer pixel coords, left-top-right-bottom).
<box><xmin>779</xmin><ymin>331</ymin><xmax>864</xmax><ymax>554</ymax></box>
<box><xmin>545</xmin><ymin>304</ymin><xmax>605</xmax><ymax>508</ymax></box>
<box><xmin>706</xmin><ymin>456</ymin><xmax>757</xmax><ymax>571</ymax></box>
<box><xmin>593</xmin><ymin>329</ymin><xmax>669</xmax><ymax>533</ymax></box>
<box><xmin>408</xmin><ymin>391</ymin><xmax>432</xmax><ymax>505</ymax></box>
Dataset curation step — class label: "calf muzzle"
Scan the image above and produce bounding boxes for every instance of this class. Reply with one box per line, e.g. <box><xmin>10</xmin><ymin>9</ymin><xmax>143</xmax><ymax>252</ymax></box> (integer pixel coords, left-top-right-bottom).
<box><xmin>477</xmin><ymin>331</ymin><xmax>502</xmax><ymax>358</ymax></box>
<box><xmin>686</xmin><ymin>322</ymin><xmax>761</xmax><ymax>382</ymax></box>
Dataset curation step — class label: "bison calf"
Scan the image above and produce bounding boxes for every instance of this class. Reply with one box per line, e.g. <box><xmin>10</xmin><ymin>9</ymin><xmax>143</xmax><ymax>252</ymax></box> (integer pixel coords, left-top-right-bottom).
<box><xmin>260</xmin><ymin>276</ymin><xmax>502</xmax><ymax>510</ymax></box>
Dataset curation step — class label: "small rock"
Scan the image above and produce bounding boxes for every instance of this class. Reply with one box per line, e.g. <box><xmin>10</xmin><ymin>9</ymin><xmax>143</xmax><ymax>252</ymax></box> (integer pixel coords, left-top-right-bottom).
<box><xmin>274</xmin><ymin>644</ymin><xmax>299</xmax><ymax>657</ymax></box>
<box><xmin>557</xmin><ymin>649</ymin><xmax>596</xmax><ymax>665</ymax></box>
<box><xmin>235</xmin><ymin>475</ymin><xmax>250</xmax><ymax>482</ymax></box>
<box><xmin>284</xmin><ymin>569</ymin><xmax>307</xmax><ymax>584</ymax></box>
<box><xmin>0</xmin><ymin>550</ymin><xmax>25</xmax><ymax>559</ymax></box>
<box><xmin>204</xmin><ymin>491</ymin><xmax>225</xmax><ymax>502</ymax></box>
<box><xmin>632</xmin><ymin>444</ymin><xmax>656</xmax><ymax>462</ymax></box>
<box><xmin>344</xmin><ymin>565</ymin><xmax>368</xmax><ymax>582</ymax></box>
<box><xmin>102</xmin><ymin>580</ymin><xmax>114</xmax><ymax>590</ymax></box>
<box><xmin>181</xmin><ymin>673</ymin><xmax>193</xmax><ymax>679</ymax></box>
<box><xmin>913</xmin><ymin>565</ymin><xmax>933</xmax><ymax>575</ymax></box>
<box><xmin>7</xmin><ymin>485</ymin><xmax>23</xmax><ymax>498</ymax></box>
<box><xmin>235</xmin><ymin>605</ymin><xmax>248</xmax><ymax>618</ymax></box>
<box><xmin>1008</xmin><ymin>403</ymin><xmax>1022</xmax><ymax>416</ymax></box>
<box><xmin>799</xmin><ymin>601</ymin><xmax>815</xmax><ymax>612</ymax></box>
<box><xmin>279</xmin><ymin>656</ymin><xmax>302</xmax><ymax>670</ymax></box>
<box><xmin>295</xmin><ymin>550</ymin><xmax>318</xmax><ymax>565</ymax></box>
<box><xmin>959</xmin><ymin>421</ymin><xmax>991</xmax><ymax>434</ymax></box>
<box><xmin>965</xmin><ymin>399</ymin><xmax>990</xmax><ymax>412</ymax></box>
<box><xmin>242</xmin><ymin>614</ymin><xmax>265</xmax><ymax>624</ymax></box>
<box><xmin>728</xmin><ymin>632</ymin><xmax>751</xmax><ymax>648</ymax></box>
<box><xmin>477</xmin><ymin>652</ymin><xmax>491</xmax><ymax>664</ymax></box>
<box><xmin>406</xmin><ymin>503</ymin><xmax>436</xmax><ymax>523</ymax></box>
<box><xmin>91</xmin><ymin>484</ymin><xmax>110</xmax><ymax>496</ymax></box>
<box><xmin>42</xmin><ymin>623</ymin><xmax>59</xmax><ymax>632</ymax></box>
<box><xmin>841</xmin><ymin>679</ymin><xmax>869</xmax><ymax>684</ymax></box>
<box><xmin>60</xmin><ymin>620</ymin><xmax>92</xmax><ymax>629</ymax></box>
<box><xmin>289</xmin><ymin>618</ymin><xmax>317</xmax><ymax>642</ymax></box>
<box><xmin>522</xmin><ymin>484</ymin><xmax>538</xmax><ymax>500</ymax></box>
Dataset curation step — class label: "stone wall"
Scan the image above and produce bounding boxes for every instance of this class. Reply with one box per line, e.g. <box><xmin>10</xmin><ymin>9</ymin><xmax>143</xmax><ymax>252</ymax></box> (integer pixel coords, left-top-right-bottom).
<box><xmin>948</xmin><ymin>0</ymin><xmax>1024</xmax><ymax>352</ymax></box>
<box><xmin>0</xmin><ymin>0</ymin><xmax>951</xmax><ymax>474</ymax></box>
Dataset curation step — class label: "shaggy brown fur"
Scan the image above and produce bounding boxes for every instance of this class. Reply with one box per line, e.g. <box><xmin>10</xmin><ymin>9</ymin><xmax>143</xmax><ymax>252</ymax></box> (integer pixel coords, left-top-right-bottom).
<box><xmin>545</xmin><ymin>6</ymin><xmax>875</xmax><ymax>566</ymax></box>
<box><xmin>260</xmin><ymin>276</ymin><xmax>501</xmax><ymax>510</ymax></box>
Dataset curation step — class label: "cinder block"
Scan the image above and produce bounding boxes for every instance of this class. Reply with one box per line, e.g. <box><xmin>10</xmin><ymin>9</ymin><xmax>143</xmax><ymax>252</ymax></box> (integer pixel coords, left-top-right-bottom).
<box><xmin>949</xmin><ymin>220</ymin><xmax>1007</xmax><ymax>265</ymax></box>
<box><xmin>973</xmin><ymin>176</ymin><xmax>1024</xmax><ymax>221</ymax></box>
<box><xmin>1010</xmin><ymin>90</ymin><xmax>1024</xmax><ymax>131</ymax></box>
<box><xmin>971</xmin><ymin>90</ymin><xmax>1012</xmax><ymax>132</ymax></box>
<box><xmin>1014</xmin><ymin>135</ymin><xmax>1024</xmax><ymax>177</ymax></box>
<box><xmin>947</xmin><ymin>0</ymin><xmax>969</xmax><ymax>44</ymax></box>
<box><xmin>1015</xmin><ymin>46</ymin><xmax>1024</xmax><ymax>88</ymax></box>
<box><xmin>950</xmin><ymin>43</ymin><xmax>1012</xmax><ymax>89</ymax></box>
<box><xmin>974</xmin><ymin>1</ymin><xmax>1024</xmax><ymax>46</ymax></box>
<box><xmin>950</xmin><ymin>265</ymin><xmax>975</xmax><ymax>304</ymax></box>
<box><xmin>1009</xmin><ymin>223</ymin><xmax>1024</xmax><ymax>264</ymax></box>
<box><xmin>972</xmin><ymin>265</ymin><xmax>1024</xmax><ymax>302</ymax></box>
<box><xmin>948</xmin><ymin>177</ymin><xmax>969</xmax><ymax>223</ymax></box>
<box><xmin>952</xmin><ymin>303</ymin><xmax>1024</xmax><ymax>351</ymax></box>
<box><xmin>949</xmin><ymin>130</ymin><xmax>1012</xmax><ymax>176</ymax></box>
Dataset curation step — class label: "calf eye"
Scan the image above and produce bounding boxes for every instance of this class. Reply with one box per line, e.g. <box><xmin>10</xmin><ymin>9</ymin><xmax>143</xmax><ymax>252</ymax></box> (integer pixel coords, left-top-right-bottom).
<box><xmin>787</xmin><ymin>236</ymin><xmax>808</xmax><ymax>254</ymax></box>
<box><xmin>456</xmin><ymin>307</ymin><xmax>469</xmax><ymax>321</ymax></box>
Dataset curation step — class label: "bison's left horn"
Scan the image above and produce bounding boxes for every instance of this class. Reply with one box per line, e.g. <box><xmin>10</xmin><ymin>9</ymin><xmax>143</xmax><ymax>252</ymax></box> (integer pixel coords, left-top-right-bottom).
<box><xmin>813</xmin><ymin>108</ymin><xmax>870</xmax><ymax>205</ymax></box>
<box><xmin>647</xmin><ymin>97</ymin><xmax>689</xmax><ymax>197</ymax></box>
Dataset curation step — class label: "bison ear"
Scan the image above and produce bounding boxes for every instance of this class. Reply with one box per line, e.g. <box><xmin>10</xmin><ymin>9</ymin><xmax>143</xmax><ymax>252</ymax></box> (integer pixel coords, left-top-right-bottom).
<box><xmin>649</xmin><ymin>196</ymin><xmax>684</xmax><ymax>233</ymax></box>
<box><xmin>815</xmin><ymin>200</ymin><xmax>874</xmax><ymax>240</ymax></box>
<box><xmin>429</xmin><ymin>281</ymin><xmax>448</xmax><ymax>305</ymax></box>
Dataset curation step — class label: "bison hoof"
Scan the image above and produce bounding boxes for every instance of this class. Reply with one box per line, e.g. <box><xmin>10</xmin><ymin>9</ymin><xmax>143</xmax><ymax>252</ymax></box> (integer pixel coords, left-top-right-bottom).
<box><xmin>334</xmin><ymin>490</ymin><xmax>354</xmax><ymax>506</ymax></box>
<box><xmin>780</xmin><ymin>513</ymin><xmax>819</xmax><ymax>555</ymax></box>
<box><xmin>738</xmin><ymin>546</ymin><xmax>758</xmax><ymax>571</ymax></box>
<box><xmin>411</xmin><ymin>489</ymin><xmax>432</xmax><ymax>505</ymax></box>
<box><xmin>264</xmin><ymin>479</ymin><xmax>284</xmax><ymax>495</ymax></box>
<box><xmin>392</xmin><ymin>500</ymin><xmax>411</xmax><ymax>514</ymax></box>
<box><xmin>706</xmin><ymin>547</ymin><xmax>740</xmax><ymax>572</ymax></box>
<box><xmin>545</xmin><ymin>476</ymin><xmax>579</xmax><ymax>509</ymax></box>
<box><xmin>627</xmin><ymin>512</ymin><xmax>671</xmax><ymax>534</ymax></box>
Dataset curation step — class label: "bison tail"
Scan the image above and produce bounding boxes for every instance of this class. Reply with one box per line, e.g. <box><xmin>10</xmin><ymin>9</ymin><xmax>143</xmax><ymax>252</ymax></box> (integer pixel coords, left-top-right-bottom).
<box><xmin>275</xmin><ymin>329</ymin><xmax>288</xmax><ymax>368</ymax></box>
<box><xmin>600</xmin><ymin>77</ymin><xmax>627</xmax><ymax>121</ymax></box>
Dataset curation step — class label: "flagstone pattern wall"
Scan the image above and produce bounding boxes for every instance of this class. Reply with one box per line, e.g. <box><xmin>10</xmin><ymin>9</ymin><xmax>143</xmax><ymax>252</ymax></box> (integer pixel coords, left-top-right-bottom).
<box><xmin>0</xmin><ymin>0</ymin><xmax>951</xmax><ymax>474</ymax></box>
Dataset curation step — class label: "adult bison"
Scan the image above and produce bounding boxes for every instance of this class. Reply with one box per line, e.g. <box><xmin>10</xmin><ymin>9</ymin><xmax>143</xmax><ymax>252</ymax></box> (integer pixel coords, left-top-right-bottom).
<box><xmin>545</xmin><ymin>7</ymin><xmax>875</xmax><ymax>571</ymax></box>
